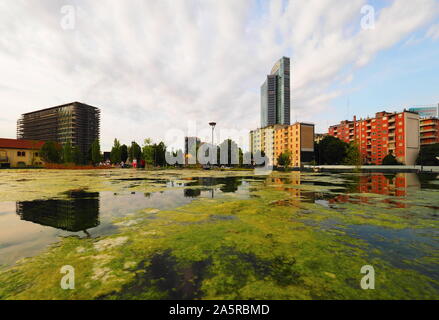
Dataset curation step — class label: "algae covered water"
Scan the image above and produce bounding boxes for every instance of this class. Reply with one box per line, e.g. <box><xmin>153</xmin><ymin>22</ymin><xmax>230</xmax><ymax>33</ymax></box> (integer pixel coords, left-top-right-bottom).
<box><xmin>0</xmin><ymin>169</ymin><xmax>438</xmax><ymax>299</ymax></box>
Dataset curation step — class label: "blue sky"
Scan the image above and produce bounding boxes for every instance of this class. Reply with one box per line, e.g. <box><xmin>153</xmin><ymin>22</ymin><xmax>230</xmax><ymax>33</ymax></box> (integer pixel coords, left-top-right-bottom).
<box><xmin>0</xmin><ymin>0</ymin><xmax>438</xmax><ymax>150</ymax></box>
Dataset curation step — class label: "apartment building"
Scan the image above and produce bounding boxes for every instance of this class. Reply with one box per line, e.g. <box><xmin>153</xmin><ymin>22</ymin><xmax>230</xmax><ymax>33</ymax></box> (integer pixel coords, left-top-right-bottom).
<box><xmin>420</xmin><ymin>118</ymin><xmax>439</xmax><ymax>146</ymax></box>
<box><xmin>250</xmin><ymin>125</ymin><xmax>284</xmax><ymax>166</ymax></box>
<box><xmin>274</xmin><ymin>123</ymin><xmax>315</xmax><ymax>167</ymax></box>
<box><xmin>328</xmin><ymin>111</ymin><xmax>420</xmax><ymax>165</ymax></box>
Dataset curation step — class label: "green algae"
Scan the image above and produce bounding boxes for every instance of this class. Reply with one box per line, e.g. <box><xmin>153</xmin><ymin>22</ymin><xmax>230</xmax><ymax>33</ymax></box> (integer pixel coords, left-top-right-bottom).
<box><xmin>0</xmin><ymin>170</ymin><xmax>438</xmax><ymax>300</ymax></box>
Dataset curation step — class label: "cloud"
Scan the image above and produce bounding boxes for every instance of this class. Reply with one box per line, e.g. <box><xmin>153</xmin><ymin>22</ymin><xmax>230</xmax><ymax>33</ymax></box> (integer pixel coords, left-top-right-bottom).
<box><xmin>426</xmin><ymin>23</ymin><xmax>439</xmax><ymax>40</ymax></box>
<box><xmin>0</xmin><ymin>0</ymin><xmax>438</xmax><ymax>150</ymax></box>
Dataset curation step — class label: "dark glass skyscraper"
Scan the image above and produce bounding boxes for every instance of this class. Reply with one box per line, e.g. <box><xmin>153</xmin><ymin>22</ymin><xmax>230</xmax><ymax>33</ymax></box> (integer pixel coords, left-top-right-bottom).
<box><xmin>261</xmin><ymin>57</ymin><xmax>291</xmax><ymax>128</ymax></box>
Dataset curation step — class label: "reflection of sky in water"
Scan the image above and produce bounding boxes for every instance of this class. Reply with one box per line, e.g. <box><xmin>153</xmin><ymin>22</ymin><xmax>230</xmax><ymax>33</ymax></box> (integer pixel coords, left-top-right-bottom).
<box><xmin>0</xmin><ymin>178</ymin><xmax>253</xmax><ymax>266</ymax></box>
<box><xmin>0</xmin><ymin>173</ymin><xmax>438</xmax><ymax>269</ymax></box>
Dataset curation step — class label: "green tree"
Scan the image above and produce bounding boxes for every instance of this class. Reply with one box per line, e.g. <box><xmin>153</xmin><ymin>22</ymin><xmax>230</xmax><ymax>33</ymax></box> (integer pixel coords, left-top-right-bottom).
<box><xmin>153</xmin><ymin>142</ymin><xmax>167</xmax><ymax>166</ymax></box>
<box><xmin>62</xmin><ymin>141</ymin><xmax>73</xmax><ymax>164</ymax></box>
<box><xmin>317</xmin><ymin>136</ymin><xmax>349</xmax><ymax>165</ymax></box>
<box><xmin>277</xmin><ymin>151</ymin><xmax>292</xmax><ymax>170</ymax></box>
<box><xmin>129</xmin><ymin>141</ymin><xmax>142</xmax><ymax>162</ymax></box>
<box><xmin>417</xmin><ymin>143</ymin><xmax>439</xmax><ymax>166</ymax></box>
<box><xmin>40</xmin><ymin>141</ymin><xmax>61</xmax><ymax>164</ymax></box>
<box><xmin>91</xmin><ymin>139</ymin><xmax>102</xmax><ymax>165</ymax></box>
<box><xmin>142</xmin><ymin>139</ymin><xmax>155</xmax><ymax>166</ymax></box>
<box><xmin>110</xmin><ymin>139</ymin><xmax>122</xmax><ymax>164</ymax></box>
<box><xmin>120</xmin><ymin>144</ymin><xmax>128</xmax><ymax>163</ymax></box>
<box><xmin>72</xmin><ymin>146</ymin><xmax>83</xmax><ymax>165</ymax></box>
<box><xmin>382</xmin><ymin>152</ymin><xmax>402</xmax><ymax>165</ymax></box>
<box><xmin>343</xmin><ymin>142</ymin><xmax>362</xmax><ymax>166</ymax></box>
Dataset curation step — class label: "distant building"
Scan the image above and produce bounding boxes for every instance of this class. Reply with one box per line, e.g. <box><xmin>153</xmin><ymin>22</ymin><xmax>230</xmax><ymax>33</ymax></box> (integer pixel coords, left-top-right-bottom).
<box><xmin>420</xmin><ymin>117</ymin><xmax>439</xmax><ymax>146</ymax></box>
<box><xmin>0</xmin><ymin>138</ymin><xmax>45</xmax><ymax>168</ymax></box>
<box><xmin>261</xmin><ymin>57</ymin><xmax>291</xmax><ymax>127</ymax></box>
<box><xmin>184</xmin><ymin>137</ymin><xmax>202</xmax><ymax>165</ymax></box>
<box><xmin>314</xmin><ymin>133</ymin><xmax>327</xmax><ymax>144</ymax></box>
<box><xmin>250</xmin><ymin>125</ymin><xmax>281</xmax><ymax>166</ymax></box>
<box><xmin>17</xmin><ymin>102</ymin><xmax>100</xmax><ymax>157</ymax></box>
<box><xmin>409</xmin><ymin>104</ymin><xmax>439</xmax><ymax>119</ymax></box>
<box><xmin>328</xmin><ymin>110</ymin><xmax>420</xmax><ymax>165</ymax></box>
<box><xmin>274</xmin><ymin>123</ymin><xmax>315</xmax><ymax>166</ymax></box>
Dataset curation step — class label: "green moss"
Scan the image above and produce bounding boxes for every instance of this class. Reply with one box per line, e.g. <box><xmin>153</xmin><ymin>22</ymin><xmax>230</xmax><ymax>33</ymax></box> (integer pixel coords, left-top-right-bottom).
<box><xmin>0</xmin><ymin>170</ymin><xmax>438</xmax><ymax>300</ymax></box>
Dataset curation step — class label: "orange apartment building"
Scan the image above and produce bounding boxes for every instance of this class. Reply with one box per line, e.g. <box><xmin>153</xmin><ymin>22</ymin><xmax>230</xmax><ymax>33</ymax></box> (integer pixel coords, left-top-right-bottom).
<box><xmin>328</xmin><ymin>110</ymin><xmax>420</xmax><ymax>165</ymax></box>
<box><xmin>420</xmin><ymin>117</ymin><xmax>439</xmax><ymax>146</ymax></box>
<box><xmin>274</xmin><ymin>122</ymin><xmax>315</xmax><ymax>167</ymax></box>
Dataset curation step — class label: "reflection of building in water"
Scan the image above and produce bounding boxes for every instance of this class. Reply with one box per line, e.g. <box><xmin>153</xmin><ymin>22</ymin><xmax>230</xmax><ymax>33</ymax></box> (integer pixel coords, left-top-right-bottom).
<box><xmin>16</xmin><ymin>192</ymin><xmax>100</xmax><ymax>233</ymax></box>
<box><xmin>268</xmin><ymin>173</ymin><xmax>420</xmax><ymax>208</ymax></box>
<box><xmin>329</xmin><ymin>173</ymin><xmax>420</xmax><ymax>208</ymax></box>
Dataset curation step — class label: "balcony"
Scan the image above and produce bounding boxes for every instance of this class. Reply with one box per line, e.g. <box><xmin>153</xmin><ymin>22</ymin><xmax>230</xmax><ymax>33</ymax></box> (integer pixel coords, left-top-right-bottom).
<box><xmin>420</xmin><ymin>128</ymin><xmax>437</xmax><ymax>133</ymax></box>
<box><xmin>0</xmin><ymin>156</ymin><xmax>9</xmax><ymax>163</ymax></box>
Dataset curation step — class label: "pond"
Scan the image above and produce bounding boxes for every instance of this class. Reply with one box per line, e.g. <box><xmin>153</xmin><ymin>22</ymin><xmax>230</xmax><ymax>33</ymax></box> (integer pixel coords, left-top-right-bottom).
<box><xmin>0</xmin><ymin>169</ymin><xmax>438</xmax><ymax>299</ymax></box>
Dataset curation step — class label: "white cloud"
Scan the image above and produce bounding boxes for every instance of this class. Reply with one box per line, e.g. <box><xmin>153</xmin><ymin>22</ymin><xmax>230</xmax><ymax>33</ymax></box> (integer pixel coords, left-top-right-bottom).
<box><xmin>426</xmin><ymin>23</ymin><xmax>439</xmax><ymax>39</ymax></box>
<box><xmin>0</xmin><ymin>0</ymin><xmax>438</xmax><ymax>150</ymax></box>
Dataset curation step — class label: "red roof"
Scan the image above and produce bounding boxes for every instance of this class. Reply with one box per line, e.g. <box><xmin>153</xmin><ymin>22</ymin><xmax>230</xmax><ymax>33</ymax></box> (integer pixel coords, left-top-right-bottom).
<box><xmin>0</xmin><ymin>138</ymin><xmax>46</xmax><ymax>150</ymax></box>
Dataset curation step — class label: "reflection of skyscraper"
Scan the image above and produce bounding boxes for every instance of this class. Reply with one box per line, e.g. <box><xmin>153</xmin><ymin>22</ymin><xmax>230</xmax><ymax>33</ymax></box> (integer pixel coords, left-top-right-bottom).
<box><xmin>16</xmin><ymin>191</ymin><xmax>100</xmax><ymax>232</ymax></box>
<box><xmin>261</xmin><ymin>57</ymin><xmax>291</xmax><ymax>127</ymax></box>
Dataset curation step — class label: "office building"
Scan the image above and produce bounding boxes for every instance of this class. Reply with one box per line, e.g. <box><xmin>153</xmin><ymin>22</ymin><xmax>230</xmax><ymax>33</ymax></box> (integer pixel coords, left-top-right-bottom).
<box><xmin>408</xmin><ymin>104</ymin><xmax>439</xmax><ymax>119</ymax></box>
<box><xmin>328</xmin><ymin>110</ymin><xmax>420</xmax><ymax>165</ymax></box>
<box><xmin>17</xmin><ymin>102</ymin><xmax>100</xmax><ymax>156</ymax></box>
<box><xmin>261</xmin><ymin>57</ymin><xmax>291</xmax><ymax>127</ymax></box>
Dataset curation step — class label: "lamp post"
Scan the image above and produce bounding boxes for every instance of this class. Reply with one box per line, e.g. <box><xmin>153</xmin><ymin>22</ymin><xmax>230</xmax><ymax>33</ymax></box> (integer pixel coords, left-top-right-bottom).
<box><xmin>209</xmin><ymin>122</ymin><xmax>217</xmax><ymax>167</ymax></box>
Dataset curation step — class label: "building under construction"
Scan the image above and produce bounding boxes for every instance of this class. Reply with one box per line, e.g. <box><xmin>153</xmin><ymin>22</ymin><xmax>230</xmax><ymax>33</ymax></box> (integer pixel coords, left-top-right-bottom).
<box><xmin>17</xmin><ymin>102</ymin><xmax>100</xmax><ymax>156</ymax></box>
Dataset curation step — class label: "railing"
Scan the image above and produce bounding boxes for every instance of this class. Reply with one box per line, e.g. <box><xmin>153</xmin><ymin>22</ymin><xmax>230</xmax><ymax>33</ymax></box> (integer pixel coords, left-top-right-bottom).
<box><xmin>0</xmin><ymin>156</ymin><xmax>8</xmax><ymax>162</ymax></box>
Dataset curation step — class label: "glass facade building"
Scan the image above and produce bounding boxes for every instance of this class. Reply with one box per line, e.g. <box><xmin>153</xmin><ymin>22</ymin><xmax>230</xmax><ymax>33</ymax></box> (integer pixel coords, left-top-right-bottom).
<box><xmin>261</xmin><ymin>57</ymin><xmax>291</xmax><ymax>128</ymax></box>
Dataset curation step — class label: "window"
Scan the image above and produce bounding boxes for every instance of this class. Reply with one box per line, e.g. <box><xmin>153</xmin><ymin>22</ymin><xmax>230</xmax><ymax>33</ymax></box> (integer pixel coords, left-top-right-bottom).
<box><xmin>17</xmin><ymin>151</ymin><xmax>26</xmax><ymax>157</ymax></box>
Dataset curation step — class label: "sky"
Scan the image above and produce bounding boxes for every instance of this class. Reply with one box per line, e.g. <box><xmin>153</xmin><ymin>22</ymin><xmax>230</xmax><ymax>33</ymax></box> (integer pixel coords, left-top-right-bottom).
<box><xmin>1</xmin><ymin>0</ymin><xmax>439</xmax><ymax>151</ymax></box>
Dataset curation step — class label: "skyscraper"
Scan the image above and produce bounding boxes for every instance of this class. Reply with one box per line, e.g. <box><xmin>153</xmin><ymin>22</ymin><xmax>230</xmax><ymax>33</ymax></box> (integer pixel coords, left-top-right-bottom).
<box><xmin>17</xmin><ymin>102</ymin><xmax>100</xmax><ymax>157</ymax></box>
<box><xmin>261</xmin><ymin>57</ymin><xmax>291</xmax><ymax>128</ymax></box>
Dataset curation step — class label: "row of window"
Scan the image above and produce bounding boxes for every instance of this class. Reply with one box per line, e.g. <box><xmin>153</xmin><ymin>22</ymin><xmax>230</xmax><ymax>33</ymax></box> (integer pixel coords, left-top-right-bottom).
<box><xmin>17</xmin><ymin>151</ymin><xmax>39</xmax><ymax>157</ymax></box>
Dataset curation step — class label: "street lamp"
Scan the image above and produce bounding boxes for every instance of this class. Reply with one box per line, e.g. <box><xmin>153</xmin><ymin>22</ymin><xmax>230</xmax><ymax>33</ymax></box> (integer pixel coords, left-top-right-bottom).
<box><xmin>209</xmin><ymin>122</ymin><xmax>217</xmax><ymax>167</ymax></box>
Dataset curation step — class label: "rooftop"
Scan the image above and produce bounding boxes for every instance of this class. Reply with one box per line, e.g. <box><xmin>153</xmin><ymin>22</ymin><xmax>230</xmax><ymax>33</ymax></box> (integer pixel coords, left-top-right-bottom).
<box><xmin>0</xmin><ymin>138</ymin><xmax>45</xmax><ymax>150</ymax></box>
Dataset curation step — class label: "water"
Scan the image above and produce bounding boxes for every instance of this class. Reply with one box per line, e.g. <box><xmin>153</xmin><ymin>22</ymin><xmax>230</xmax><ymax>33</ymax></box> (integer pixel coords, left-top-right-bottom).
<box><xmin>0</xmin><ymin>169</ymin><xmax>438</xmax><ymax>299</ymax></box>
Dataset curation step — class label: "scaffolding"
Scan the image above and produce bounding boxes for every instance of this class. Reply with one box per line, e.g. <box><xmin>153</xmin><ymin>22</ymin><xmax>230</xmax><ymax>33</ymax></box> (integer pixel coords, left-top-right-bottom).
<box><xmin>17</xmin><ymin>102</ymin><xmax>101</xmax><ymax>156</ymax></box>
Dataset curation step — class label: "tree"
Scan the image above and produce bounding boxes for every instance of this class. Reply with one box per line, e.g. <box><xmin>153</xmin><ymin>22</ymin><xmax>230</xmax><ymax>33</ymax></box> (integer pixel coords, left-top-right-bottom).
<box><xmin>382</xmin><ymin>152</ymin><xmax>402</xmax><ymax>165</ymax></box>
<box><xmin>91</xmin><ymin>139</ymin><xmax>102</xmax><ymax>165</ymax></box>
<box><xmin>277</xmin><ymin>151</ymin><xmax>292</xmax><ymax>170</ymax></box>
<box><xmin>62</xmin><ymin>141</ymin><xmax>73</xmax><ymax>164</ymax></box>
<box><xmin>417</xmin><ymin>143</ymin><xmax>439</xmax><ymax>166</ymax></box>
<box><xmin>343</xmin><ymin>142</ymin><xmax>362</xmax><ymax>166</ymax></box>
<box><xmin>154</xmin><ymin>142</ymin><xmax>167</xmax><ymax>166</ymax></box>
<box><xmin>110</xmin><ymin>139</ymin><xmax>122</xmax><ymax>164</ymax></box>
<box><xmin>129</xmin><ymin>141</ymin><xmax>142</xmax><ymax>162</ymax></box>
<box><xmin>120</xmin><ymin>144</ymin><xmax>128</xmax><ymax>163</ymax></box>
<box><xmin>317</xmin><ymin>136</ymin><xmax>349</xmax><ymax>165</ymax></box>
<box><xmin>142</xmin><ymin>139</ymin><xmax>155</xmax><ymax>167</ymax></box>
<box><xmin>40</xmin><ymin>141</ymin><xmax>61</xmax><ymax>164</ymax></box>
<box><xmin>72</xmin><ymin>146</ymin><xmax>83</xmax><ymax>165</ymax></box>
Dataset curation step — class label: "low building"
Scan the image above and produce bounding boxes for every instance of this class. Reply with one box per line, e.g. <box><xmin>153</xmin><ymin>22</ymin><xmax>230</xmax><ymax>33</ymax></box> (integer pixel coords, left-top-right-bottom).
<box><xmin>314</xmin><ymin>133</ymin><xmax>327</xmax><ymax>144</ymax></box>
<box><xmin>420</xmin><ymin>118</ymin><xmax>439</xmax><ymax>146</ymax></box>
<box><xmin>328</xmin><ymin>110</ymin><xmax>420</xmax><ymax>165</ymax></box>
<box><xmin>274</xmin><ymin>123</ymin><xmax>315</xmax><ymax>167</ymax></box>
<box><xmin>0</xmin><ymin>138</ymin><xmax>45</xmax><ymax>168</ymax></box>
